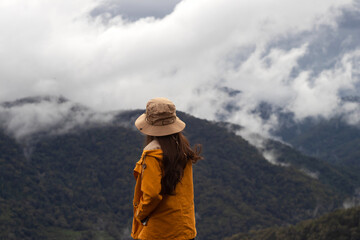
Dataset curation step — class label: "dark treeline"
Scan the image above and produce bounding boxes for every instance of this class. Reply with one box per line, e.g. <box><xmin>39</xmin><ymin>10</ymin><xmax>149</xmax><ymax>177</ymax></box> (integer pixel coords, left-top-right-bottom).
<box><xmin>1</xmin><ymin>111</ymin><xmax>359</xmax><ymax>239</ymax></box>
<box><xmin>226</xmin><ymin>206</ymin><xmax>360</xmax><ymax>240</ymax></box>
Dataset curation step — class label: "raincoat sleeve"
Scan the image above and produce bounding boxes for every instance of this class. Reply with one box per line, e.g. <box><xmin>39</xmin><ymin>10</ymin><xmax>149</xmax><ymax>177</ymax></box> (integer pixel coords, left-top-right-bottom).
<box><xmin>135</xmin><ymin>154</ymin><xmax>163</xmax><ymax>222</ymax></box>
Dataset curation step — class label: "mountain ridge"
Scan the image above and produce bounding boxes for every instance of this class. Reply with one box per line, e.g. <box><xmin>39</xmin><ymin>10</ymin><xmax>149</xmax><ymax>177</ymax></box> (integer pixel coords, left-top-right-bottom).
<box><xmin>1</xmin><ymin>96</ymin><xmax>360</xmax><ymax>239</ymax></box>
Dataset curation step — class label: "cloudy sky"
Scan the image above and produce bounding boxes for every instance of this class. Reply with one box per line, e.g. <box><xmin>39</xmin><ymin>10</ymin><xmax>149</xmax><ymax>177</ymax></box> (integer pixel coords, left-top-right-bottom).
<box><xmin>1</xmin><ymin>0</ymin><xmax>360</xmax><ymax>139</ymax></box>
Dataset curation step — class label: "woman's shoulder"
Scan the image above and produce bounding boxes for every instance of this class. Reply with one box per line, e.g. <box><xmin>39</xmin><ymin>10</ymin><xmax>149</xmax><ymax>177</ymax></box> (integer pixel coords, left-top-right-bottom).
<box><xmin>144</xmin><ymin>139</ymin><xmax>161</xmax><ymax>151</ymax></box>
<box><xmin>142</xmin><ymin>139</ymin><xmax>162</xmax><ymax>162</ymax></box>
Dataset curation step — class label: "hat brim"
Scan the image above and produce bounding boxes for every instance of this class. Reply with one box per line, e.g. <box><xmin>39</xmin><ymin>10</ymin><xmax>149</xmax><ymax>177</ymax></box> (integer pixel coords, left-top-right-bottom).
<box><xmin>135</xmin><ymin>113</ymin><xmax>186</xmax><ymax>136</ymax></box>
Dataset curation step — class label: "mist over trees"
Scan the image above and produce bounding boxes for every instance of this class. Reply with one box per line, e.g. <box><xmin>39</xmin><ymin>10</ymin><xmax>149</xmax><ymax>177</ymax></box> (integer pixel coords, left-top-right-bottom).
<box><xmin>1</xmin><ymin>101</ymin><xmax>360</xmax><ymax>239</ymax></box>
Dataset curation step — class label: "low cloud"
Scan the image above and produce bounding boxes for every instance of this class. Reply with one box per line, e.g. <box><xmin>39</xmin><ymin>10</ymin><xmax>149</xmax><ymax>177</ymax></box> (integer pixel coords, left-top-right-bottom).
<box><xmin>0</xmin><ymin>0</ymin><xmax>359</xmax><ymax>151</ymax></box>
<box><xmin>343</xmin><ymin>188</ymin><xmax>360</xmax><ymax>209</ymax></box>
<box><xmin>300</xmin><ymin>168</ymin><xmax>320</xmax><ymax>179</ymax></box>
<box><xmin>218</xmin><ymin>45</ymin><xmax>360</xmax><ymax>140</ymax></box>
<box><xmin>0</xmin><ymin>96</ymin><xmax>115</xmax><ymax>141</ymax></box>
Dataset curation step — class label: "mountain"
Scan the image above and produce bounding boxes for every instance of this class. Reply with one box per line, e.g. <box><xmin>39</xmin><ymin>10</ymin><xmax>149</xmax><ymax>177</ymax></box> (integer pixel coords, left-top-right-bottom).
<box><xmin>274</xmin><ymin>116</ymin><xmax>360</xmax><ymax>169</ymax></box>
<box><xmin>225</xmin><ymin>206</ymin><xmax>360</xmax><ymax>240</ymax></box>
<box><xmin>263</xmin><ymin>139</ymin><xmax>360</xmax><ymax>197</ymax></box>
<box><xmin>0</xmin><ymin>96</ymin><xmax>69</xmax><ymax>108</ymax></box>
<box><xmin>1</xmin><ymin>97</ymin><xmax>360</xmax><ymax>239</ymax></box>
<box><xmin>247</xmin><ymin>97</ymin><xmax>360</xmax><ymax>169</ymax></box>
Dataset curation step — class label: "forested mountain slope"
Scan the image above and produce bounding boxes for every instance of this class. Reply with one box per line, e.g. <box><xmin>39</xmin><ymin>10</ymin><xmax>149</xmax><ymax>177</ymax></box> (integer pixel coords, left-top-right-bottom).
<box><xmin>275</xmin><ymin>116</ymin><xmax>360</xmax><ymax>169</ymax></box>
<box><xmin>1</xmin><ymin>101</ymin><xmax>359</xmax><ymax>239</ymax></box>
<box><xmin>252</xmin><ymin>99</ymin><xmax>360</xmax><ymax>169</ymax></box>
<box><xmin>226</xmin><ymin>206</ymin><xmax>360</xmax><ymax>240</ymax></box>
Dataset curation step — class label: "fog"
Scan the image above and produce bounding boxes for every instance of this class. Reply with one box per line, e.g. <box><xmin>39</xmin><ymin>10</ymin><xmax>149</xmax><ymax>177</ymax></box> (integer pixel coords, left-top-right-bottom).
<box><xmin>0</xmin><ymin>0</ymin><xmax>360</xmax><ymax>156</ymax></box>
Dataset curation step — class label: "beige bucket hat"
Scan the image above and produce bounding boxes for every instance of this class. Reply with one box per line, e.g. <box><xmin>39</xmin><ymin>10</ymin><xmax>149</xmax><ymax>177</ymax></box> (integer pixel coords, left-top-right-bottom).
<box><xmin>135</xmin><ymin>97</ymin><xmax>186</xmax><ymax>136</ymax></box>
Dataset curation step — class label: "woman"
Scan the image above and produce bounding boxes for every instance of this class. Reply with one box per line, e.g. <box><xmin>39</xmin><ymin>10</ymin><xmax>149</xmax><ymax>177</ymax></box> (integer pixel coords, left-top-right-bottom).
<box><xmin>131</xmin><ymin>97</ymin><xmax>202</xmax><ymax>240</ymax></box>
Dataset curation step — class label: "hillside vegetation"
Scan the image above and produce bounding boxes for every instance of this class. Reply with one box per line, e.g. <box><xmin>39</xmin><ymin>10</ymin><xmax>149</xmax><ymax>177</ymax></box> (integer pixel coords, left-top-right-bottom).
<box><xmin>275</xmin><ymin>116</ymin><xmax>360</xmax><ymax>169</ymax></box>
<box><xmin>1</xmin><ymin>108</ymin><xmax>359</xmax><ymax>239</ymax></box>
<box><xmin>226</xmin><ymin>206</ymin><xmax>360</xmax><ymax>240</ymax></box>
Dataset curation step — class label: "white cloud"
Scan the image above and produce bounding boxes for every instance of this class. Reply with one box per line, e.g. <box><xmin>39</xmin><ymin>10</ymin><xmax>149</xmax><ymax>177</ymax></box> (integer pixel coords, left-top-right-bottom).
<box><xmin>343</xmin><ymin>188</ymin><xmax>360</xmax><ymax>209</ymax></box>
<box><xmin>219</xmin><ymin>44</ymin><xmax>360</xmax><ymax>140</ymax></box>
<box><xmin>0</xmin><ymin>0</ymin><xmax>359</xmax><ymax>144</ymax></box>
<box><xmin>0</xmin><ymin>97</ymin><xmax>115</xmax><ymax>141</ymax></box>
<box><xmin>300</xmin><ymin>168</ymin><xmax>320</xmax><ymax>179</ymax></box>
<box><xmin>288</xmin><ymin>48</ymin><xmax>360</xmax><ymax>119</ymax></box>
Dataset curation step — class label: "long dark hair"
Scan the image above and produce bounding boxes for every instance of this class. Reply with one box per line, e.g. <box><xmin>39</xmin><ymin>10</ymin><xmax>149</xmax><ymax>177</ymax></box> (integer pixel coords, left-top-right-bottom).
<box><xmin>146</xmin><ymin>132</ymin><xmax>202</xmax><ymax>195</ymax></box>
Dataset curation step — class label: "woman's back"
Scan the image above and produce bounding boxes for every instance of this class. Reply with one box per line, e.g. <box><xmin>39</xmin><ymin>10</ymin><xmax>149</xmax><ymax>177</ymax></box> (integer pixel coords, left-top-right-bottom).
<box><xmin>132</xmin><ymin>145</ymin><xmax>196</xmax><ymax>239</ymax></box>
<box><xmin>131</xmin><ymin>97</ymin><xmax>201</xmax><ymax>240</ymax></box>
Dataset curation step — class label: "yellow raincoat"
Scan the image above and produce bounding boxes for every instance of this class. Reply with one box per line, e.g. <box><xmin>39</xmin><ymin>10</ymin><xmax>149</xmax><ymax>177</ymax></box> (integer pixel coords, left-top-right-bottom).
<box><xmin>131</xmin><ymin>146</ymin><xmax>196</xmax><ymax>240</ymax></box>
